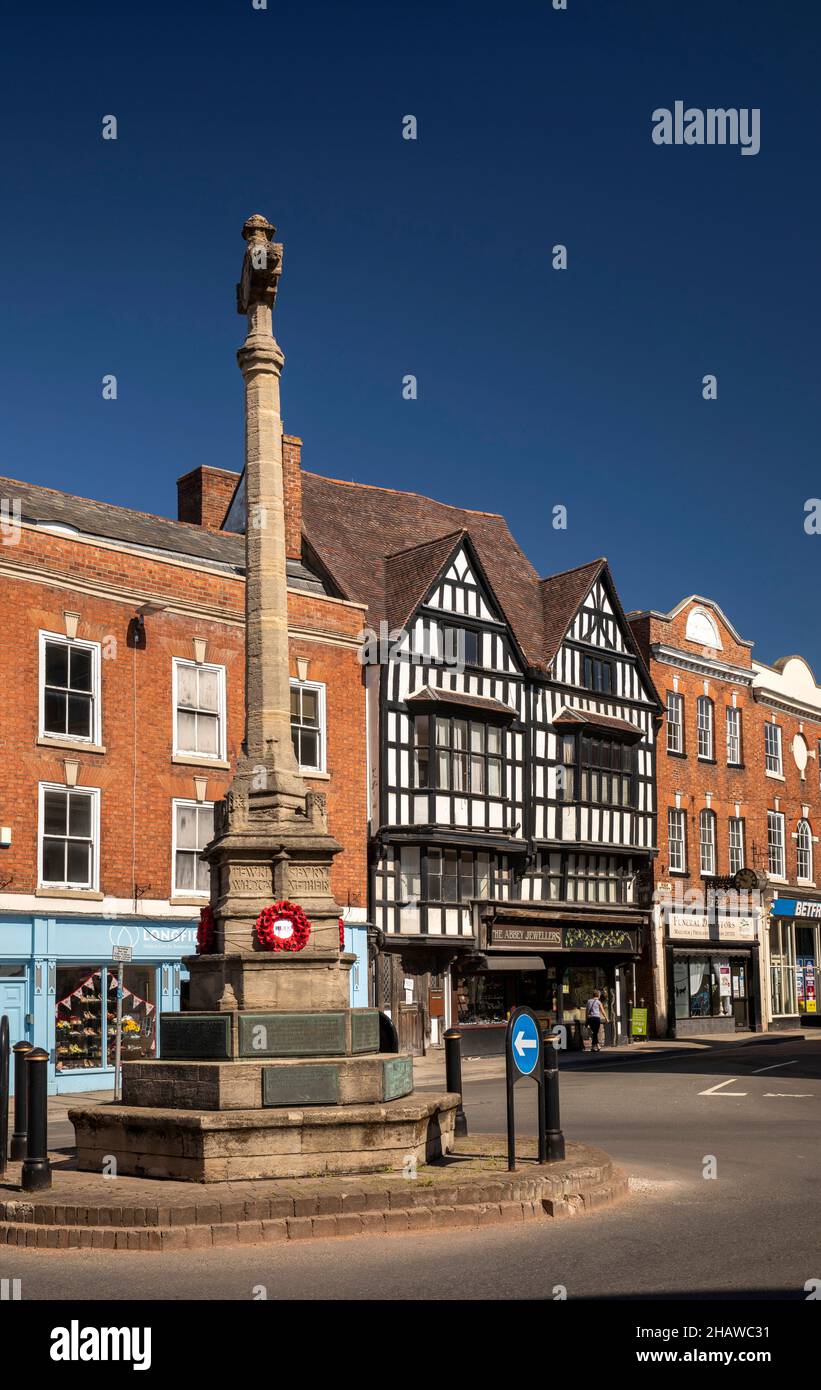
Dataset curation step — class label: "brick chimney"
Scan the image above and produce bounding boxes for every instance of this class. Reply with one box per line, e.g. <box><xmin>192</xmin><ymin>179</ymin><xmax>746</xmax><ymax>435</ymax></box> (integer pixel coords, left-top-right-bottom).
<box><xmin>282</xmin><ymin>434</ymin><xmax>303</xmax><ymax>560</ymax></box>
<box><xmin>177</xmin><ymin>466</ymin><xmax>240</xmax><ymax>530</ymax></box>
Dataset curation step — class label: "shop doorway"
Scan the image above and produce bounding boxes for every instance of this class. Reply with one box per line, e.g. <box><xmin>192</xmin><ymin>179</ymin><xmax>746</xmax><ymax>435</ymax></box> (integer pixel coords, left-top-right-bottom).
<box><xmin>731</xmin><ymin>960</ymin><xmax>749</xmax><ymax>1030</ymax></box>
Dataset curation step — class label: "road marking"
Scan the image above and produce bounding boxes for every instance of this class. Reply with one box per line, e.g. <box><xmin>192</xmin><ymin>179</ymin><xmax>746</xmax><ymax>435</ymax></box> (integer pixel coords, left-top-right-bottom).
<box><xmin>753</xmin><ymin>1060</ymin><xmax>799</xmax><ymax>1074</ymax></box>
<box><xmin>763</xmin><ymin>1092</ymin><xmax>813</xmax><ymax>1098</ymax></box>
<box><xmin>698</xmin><ymin>1078</ymin><xmax>748</xmax><ymax>1096</ymax></box>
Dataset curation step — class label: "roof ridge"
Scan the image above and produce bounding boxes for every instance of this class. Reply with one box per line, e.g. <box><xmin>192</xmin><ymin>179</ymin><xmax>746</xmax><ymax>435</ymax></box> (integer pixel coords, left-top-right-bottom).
<box><xmin>385</xmin><ymin>528</ymin><xmax>467</xmax><ymax>561</ymax></box>
<box><xmin>540</xmin><ymin>556</ymin><xmax>607</xmax><ymax>584</ymax></box>
<box><xmin>302</xmin><ymin>470</ymin><xmax>507</xmax><ymax>521</ymax></box>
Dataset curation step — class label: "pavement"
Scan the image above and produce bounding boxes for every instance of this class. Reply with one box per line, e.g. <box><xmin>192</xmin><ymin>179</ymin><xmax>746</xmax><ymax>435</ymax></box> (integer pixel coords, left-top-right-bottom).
<box><xmin>11</xmin><ymin>1029</ymin><xmax>817</xmax><ymax>1299</ymax></box>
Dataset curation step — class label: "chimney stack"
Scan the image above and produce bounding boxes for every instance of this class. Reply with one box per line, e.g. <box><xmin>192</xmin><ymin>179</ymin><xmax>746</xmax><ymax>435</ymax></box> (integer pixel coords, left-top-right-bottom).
<box><xmin>282</xmin><ymin>435</ymin><xmax>303</xmax><ymax>560</ymax></box>
<box><xmin>177</xmin><ymin>466</ymin><xmax>240</xmax><ymax>530</ymax></box>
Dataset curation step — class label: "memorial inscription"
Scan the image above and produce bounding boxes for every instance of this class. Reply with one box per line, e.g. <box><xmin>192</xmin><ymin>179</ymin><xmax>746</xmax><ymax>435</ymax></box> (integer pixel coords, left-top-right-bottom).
<box><xmin>161</xmin><ymin>1014</ymin><xmax>232</xmax><ymax>1061</ymax></box>
<box><xmin>263</xmin><ymin>1064</ymin><xmax>340</xmax><ymax>1107</ymax></box>
<box><xmin>239</xmin><ymin>1011</ymin><xmax>347</xmax><ymax>1057</ymax></box>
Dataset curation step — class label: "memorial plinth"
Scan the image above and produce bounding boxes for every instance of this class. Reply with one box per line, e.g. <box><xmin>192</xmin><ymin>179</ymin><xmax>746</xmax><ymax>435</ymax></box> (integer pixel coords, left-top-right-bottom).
<box><xmin>70</xmin><ymin>214</ymin><xmax>457</xmax><ymax>1181</ymax></box>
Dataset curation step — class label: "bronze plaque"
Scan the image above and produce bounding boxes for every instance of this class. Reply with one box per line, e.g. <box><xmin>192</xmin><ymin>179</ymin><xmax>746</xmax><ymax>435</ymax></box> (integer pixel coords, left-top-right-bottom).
<box><xmin>238</xmin><ymin>1012</ymin><xmax>346</xmax><ymax>1057</ymax></box>
<box><xmin>160</xmin><ymin>1014</ymin><xmax>231</xmax><ymax>1061</ymax></box>
<box><xmin>263</xmin><ymin>1064</ymin><xmax>339</xmax><ymax>1107</ymax></box>
<box><xmin>350</xmin><ymin>1009</ymin><xmax>379</xmax><ymax>1054</ymax></box>
<box><xmin>382</xmin><ymin>1056</ymin><xmax>413</xmax><ymax>1101</ymax></box>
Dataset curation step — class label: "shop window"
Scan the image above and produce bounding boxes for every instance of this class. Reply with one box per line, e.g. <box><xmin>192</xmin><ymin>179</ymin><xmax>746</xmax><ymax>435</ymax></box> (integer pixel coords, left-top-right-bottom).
<box><xmin>726</xmin><ymin>707</ymin><xmax>742</xmax><ymax>765</ymax></box>
<box><xmin>769</xmin><ymin>921</ymin><xmax>797</xmax><ymax>1016</ymax></box>
<box><xmin>582</xmin><ymin>655</ymin><xmax>613</xmax><ymax>694</ymax></box>
<box><xmin>797</xmin><ymin>820</ymin><xmax>813</xmax><ymax>882</ymax></box>
<box><xmin>173</xmin><ymin>659</ymin><xmax>226</xmax><ymax>760</ymax></box>
<box><xmin>39</xmin><ymin>784</ymin><xmax>99</xmax><ymax>890</ymax></box>
<box><xmin>39</xmin><ymin>632</ymin><xmax>100</xmax><ymax>744</ymax></box>
<box><xmin>673</xmin><ymin>956</ymin><xmax>733</xmax><ymax>1019</ymax></box>
<box><xmin>56</xmin><ymin>965</ymin><xmax>157</xmax><ymax>1072</ymax></box>
<box><xmin>290</xmin><ymin>680</ymin><xmax>325</xmax><ymax>772</ymax></box>
<box><xmin>173</xmin><ymin>800</ymin><xmax>215</xmax><ymax>895</ymax></box>
<box><xmin>106</xmin><ymin>967</ymin><xmax>157</xmax><ymax>1064</ymax></box>
<box><xmin>668</xmin><ymin>809</ymin><xmax>686</xmax><ymax>873</ymax></box>
<box><xmin>666</xmin><ymin>692</ymin><xmax>684</xmax><ymax>754</ymax></box>
<box><xmin>768</xmin><ymin>811</ymin><xmax>786</xmax><ymax>878</ymax></box>
<box><xmin>728</xmin><ymin>817</ymin><xmax>745</xmax><ymax>875</ymax></box>
<box><xmin>697</xmin><ymin>696</ymin><xmax>714</xmax><ymax>760</ymax></box>
<box><xmin>455</xmin><ymin>973</ymin><xmax>508</xmax><ymax>1025</ymax></box>
<box><xmin>765</xmin><ymin>722</ymin><xmax>783</xmax><ymax>776</ymax></box>
<box><xmin>699</xmin><ymin>809</ymin><xmax>716</xmax><ymax>877</ymax></box>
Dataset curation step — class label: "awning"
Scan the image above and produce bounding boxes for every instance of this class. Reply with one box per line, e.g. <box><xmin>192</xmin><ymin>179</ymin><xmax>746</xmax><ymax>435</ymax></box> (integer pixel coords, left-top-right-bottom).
<box><xmin>484</xmin><ymin>956</ymin><xmax>545</xmax><ymax>973</ymax></box>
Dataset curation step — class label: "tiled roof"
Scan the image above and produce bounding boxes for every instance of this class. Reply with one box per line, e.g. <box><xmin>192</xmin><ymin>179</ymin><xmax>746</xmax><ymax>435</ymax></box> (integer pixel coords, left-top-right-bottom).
<box><xmin>539</xmin><ymin>559</ymin><xmax>606</xmax><ymax>668</ymax></box>
<box><xmin>0</xmin><ymin>473</ymin><xmax>326</xmax><ymax>593</ymax></box>
<box><xmin>553</xmin><ymin>706</ymin><xmax>644</xmax><ymax>739</ymax></box>
<box><xmin>385</xmin><ymin>531</ymin><xmax>467</xmax><ymax>631</ymax></box>
<box><xmin>405</xmin><ymin>685</ymin><xmax>518</xmax><ymax>718</ymax></box>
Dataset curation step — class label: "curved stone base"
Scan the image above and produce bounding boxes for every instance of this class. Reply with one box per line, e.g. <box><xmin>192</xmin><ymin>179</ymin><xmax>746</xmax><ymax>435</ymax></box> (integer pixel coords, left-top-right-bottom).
<box><xmin>122</xmin><ymin>1053</ymin><xmax>414</xmax><ymax>1109</ymax></box>
<box><xmin>69</xmin><ymin>1093</ymin><xmax>459</xmax><ymax>1182</ymax></box>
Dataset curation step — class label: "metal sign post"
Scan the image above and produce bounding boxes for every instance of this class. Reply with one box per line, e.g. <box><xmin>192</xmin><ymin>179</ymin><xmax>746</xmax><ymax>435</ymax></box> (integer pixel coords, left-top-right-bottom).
<box><xmin>505</xmin><ymin>1005</ymin><xmax>547</xmax><ymax>1171</ymax></box>
<box><xmin>112</xmin><ymin>945</ymin><xmax>132</xmax><ymax>1100</ymax></box>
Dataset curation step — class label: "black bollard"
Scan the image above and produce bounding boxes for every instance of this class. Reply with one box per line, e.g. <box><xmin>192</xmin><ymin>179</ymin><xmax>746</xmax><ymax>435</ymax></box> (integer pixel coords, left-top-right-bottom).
<box><xmin>543</xmin><ymin>1034</ymin><xmax>566</xmax><ymax>1162</ymax></box>
<box><xmin>10</xmin><ymin>1041</ymin><xmax>33</xmax><ymax>1161</ymax></box>
<box><xmin>0</xmin><ymin>1017</ymin><xmax>8</xmax><ymax>1177</ymax></box>
<box><xmin>21</xmin><ymin>1048</ymin><xmax>51</xmax><ymax>1193</ymax></box>
<box><xmin>443</xmin><ymin>1028</ymin><xmax>468</xmax><ymax>1137</ymax></box>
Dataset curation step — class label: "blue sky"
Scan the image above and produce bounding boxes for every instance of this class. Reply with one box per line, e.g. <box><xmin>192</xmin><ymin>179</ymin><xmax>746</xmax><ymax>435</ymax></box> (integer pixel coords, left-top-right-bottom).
<box><xmin>2</xmin><ymin>0</ymin><xmax>819</xmax><ymax>668</ymax></box>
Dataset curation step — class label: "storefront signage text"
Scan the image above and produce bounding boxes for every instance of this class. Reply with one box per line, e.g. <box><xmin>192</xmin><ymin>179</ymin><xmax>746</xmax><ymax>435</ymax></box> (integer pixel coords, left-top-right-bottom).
<box><xmin>667</xmin><ymin>913</ymin><xmax>756</xmax><ymax>942</ymax></box>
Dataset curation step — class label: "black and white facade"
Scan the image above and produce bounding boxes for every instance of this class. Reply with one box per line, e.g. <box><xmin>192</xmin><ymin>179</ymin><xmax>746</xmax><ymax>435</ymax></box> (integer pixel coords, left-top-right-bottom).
<box><xmin>368</xmin><ymin>538</ymin><xmax>661</xmax><ymax>1053</ymax></box>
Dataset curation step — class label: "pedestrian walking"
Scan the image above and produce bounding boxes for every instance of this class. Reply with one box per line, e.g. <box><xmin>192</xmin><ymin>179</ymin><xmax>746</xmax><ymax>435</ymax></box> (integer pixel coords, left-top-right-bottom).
<box><xmin>585</xmin><ymin>989</ymin><xmax>608</xmax><ymax>1052</ymax></box>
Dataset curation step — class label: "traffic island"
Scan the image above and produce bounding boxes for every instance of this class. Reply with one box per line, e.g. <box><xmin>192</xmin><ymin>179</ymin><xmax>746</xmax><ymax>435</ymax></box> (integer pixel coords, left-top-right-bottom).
<box><xmin>0</xmin><ymin>1135</ymin><xmax>627</xmax><ymax>1250</ymax></box>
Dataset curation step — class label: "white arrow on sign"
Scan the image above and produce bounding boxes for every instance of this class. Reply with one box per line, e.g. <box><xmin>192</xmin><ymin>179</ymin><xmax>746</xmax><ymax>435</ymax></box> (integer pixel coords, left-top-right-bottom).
<box><xmin>514</xmin><ymin>1029</ymin><xmax>538</xmax><ymax>1058</ymax></box>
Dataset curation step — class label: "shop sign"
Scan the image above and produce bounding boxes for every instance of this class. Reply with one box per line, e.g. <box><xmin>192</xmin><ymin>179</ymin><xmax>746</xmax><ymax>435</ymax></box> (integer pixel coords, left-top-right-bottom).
<box><xmin>631</xmin><ymin>1007</ymin><xmax>648</xmax><ymax>1037</ymax></box>
<box><xmin>772</xmin><ymin>899</ymin><xmax>821</xmax><ymax>919</ymax></box>
<box><xmin>488</xmin><ymin>924</ymin><xmax>637</xmax><ymax>952</ymax></box>
<box><xmin>667</xmin><ymin>913</ymin><xmax>756</xmax><ymax>942</ymax></box>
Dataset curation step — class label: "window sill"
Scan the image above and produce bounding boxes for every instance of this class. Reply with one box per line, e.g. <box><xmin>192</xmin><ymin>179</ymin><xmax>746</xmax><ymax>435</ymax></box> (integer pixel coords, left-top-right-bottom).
<box><xmin>171</xmin><ymin>754</ymin><xmax>230</xmax><ymax>770</ymax></box>
<box><xmin>765</xmin><ymin>770</ymin><xmax>785</xmax><ymax>781</ymax></box>
<box><xmin>697</xmin><ymin>757</ymin><xmax>717</xmax><ymax>765</ymax></box>
<box><xmin>727</xmin><ymin>762</ymin><xmax>744</xmax><ymax>770</ymax></box>
<box><xmin>666</xmin><ymin>749</ymin><xmax>687</xmax><ymax>760</ymax></box>
<box><xmin>171</xmin><ymin>895</ymin><xmax>210</xmax><ymax>907</ymax></box>
<box><xmin>35</xmin><ymin>887</ymin><xmax>103</xmax><ymax>901</ymax></box>
<box><xmin>301</xmin><ymin>769</ymin><xmax>330</xmax><ymax>780</ymax></box>
<box><xmin>768</xmin><ymin>874</ymin><xmax>787</xmax><ymax>884</ymax></box>
<box><xmin>37</xmin><ymin>736</ymin><xmax>106</xmax><ymax>755</ymax></box>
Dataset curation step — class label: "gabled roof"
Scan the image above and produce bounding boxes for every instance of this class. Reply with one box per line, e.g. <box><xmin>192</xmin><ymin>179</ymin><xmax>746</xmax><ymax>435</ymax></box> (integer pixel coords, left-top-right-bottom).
<box><xmin>539</xmin><ymin>559</ymin><xmax>607</xmax><ymax>668</ymax></box>
<box><xmin>384</xmin><ymin>530</ymin><xmax>467</xmax><ymax>632</ymax></box>
<box><xmin>299</xmin><ymin>473</ymin><xmax>548</xmax><ymax>668</ymax></box>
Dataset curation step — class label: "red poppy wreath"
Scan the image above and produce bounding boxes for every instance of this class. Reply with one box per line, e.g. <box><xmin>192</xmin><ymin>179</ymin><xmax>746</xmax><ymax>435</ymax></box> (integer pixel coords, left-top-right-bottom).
<box><xmin>197</xmin><ymin>905</ymin><xmax>216</xmax><ymax>954</ymax></box>
<box><xmin>254</xmin><ymin>900</ymin><xmax>312</xmax><ymax>953</ymax></box>
<box><xmin>339</xmin><ymin>917</ymin><xmax>345</xmax><ymax>951</ymax></box>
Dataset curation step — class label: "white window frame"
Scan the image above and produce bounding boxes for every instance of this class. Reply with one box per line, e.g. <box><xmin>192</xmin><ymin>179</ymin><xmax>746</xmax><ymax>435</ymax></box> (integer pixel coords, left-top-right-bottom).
<box><xmin>764</xmin><ymin>722</ymin><xmax>783</xmax><ymax>776</ymax></box>
<box><xmin>171</xmin><ymin>798</ymin><xmax>215</xmax><ymax>897</ymax></box>
<box><xmin>668</xmin><ymin>808</ymin><xmax>686</xmax><ymax>873</ymax></box>
<box><xmin>172</xmin><ymin>658</ymin><xmax>227</xmax><ymax>762</ymax></box>
<box><xmin>726</xmin><ymin>706</ymin><xmax>741</xmax><ymax>766</ymax></box>
<box><xmin>768</xmin><ymin>810</ymin><xmax>786</xmax><ymax>879</ymax></box>
<box><xmin>666</xmin><ymin>693</ymin><xmax>683</xmax><ymax>754</ymax></box>
<box><xmin>797</xmin><ymin>819</ymin><xmax>813</xmax><ymax>883</ymax></box>
<box><xmin>696</xmin><ymin>696</ymin><xmax>713</xmax><ymax>760</ymax></box>
<box><xmin>37</xmin><ymin>781</ymin><xmax>100</xmax><ymax>891</ymax></box>
<box><xmin>728</xmin><ymin>817</ymin><xmax>745</xmax><ymax>875</ymax></box>
<box><xmin>289</xmin><ymin>678</ymin><xmax>327</xmax><ymax>774</ymax></box>
<box><xmin>699</xmin><ymin>809</ymin><xmax>716</xmax><ymax>877</ymax></box>
<box><xmin>38</xmin><ymin>630</ymin><xmax>102</xmax><ymax>746</ymax></box>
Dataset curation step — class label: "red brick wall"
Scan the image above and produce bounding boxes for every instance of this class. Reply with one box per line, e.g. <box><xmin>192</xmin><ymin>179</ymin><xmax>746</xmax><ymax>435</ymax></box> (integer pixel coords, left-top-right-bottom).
<box><xmin>0</xmin><ymin>524</ymin><xmax>366</xmax><ymax>908</ymax></box>
<box><xmin>282</xmin><ymin>435</ymin><xmax>303</xmax><ymax>561</ymax></box>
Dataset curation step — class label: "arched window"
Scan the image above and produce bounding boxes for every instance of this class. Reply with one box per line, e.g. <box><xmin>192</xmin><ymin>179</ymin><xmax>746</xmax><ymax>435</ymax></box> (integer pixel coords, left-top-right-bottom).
<box><xmin>797</xmin><ymin>820</ymin><xmax>813</xmax><ymax>881</ymax></box>
<box><xmin>699</xmin><ymin>809</ymin><xmax>717</xmax><ymax>877</ymax></box>
<box><xmin>686</xmin><ymin>606</ymin><xmax>722</xmax><ymax>650</ymax></box>
<box><xmin>697</xmin><ymin>696</ymin><xmax>714</xmax><ymax>760</ymax></box>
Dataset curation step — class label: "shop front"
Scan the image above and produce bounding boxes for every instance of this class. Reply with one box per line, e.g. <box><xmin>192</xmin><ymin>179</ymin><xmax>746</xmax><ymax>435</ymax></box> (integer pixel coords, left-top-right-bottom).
<box><xmin>663</xmin><ymin>907</ymin><xmax>762</xmax><ymax>1037</ymax></box>
<box><xmin>0</xmin><ymin>912</ymin><xmax>197</xmax><ymax>1094</ymax></box>
<box><xmin>768</xmin><ymin>896</ymin><xmax>821</xmax><ymax>1030</ymax></box>
<box><xmin>453</xmin><ymin>902</ymin><xmax>647</xmax><ymax>1055</ymax></box>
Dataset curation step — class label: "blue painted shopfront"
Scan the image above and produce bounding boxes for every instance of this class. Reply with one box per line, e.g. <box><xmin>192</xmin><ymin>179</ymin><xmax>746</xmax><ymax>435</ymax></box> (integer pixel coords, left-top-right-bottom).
<box><xmin>0</xmin><ymin>913</ymin><xmax>370</xmax><ymax>1093</ymax></box>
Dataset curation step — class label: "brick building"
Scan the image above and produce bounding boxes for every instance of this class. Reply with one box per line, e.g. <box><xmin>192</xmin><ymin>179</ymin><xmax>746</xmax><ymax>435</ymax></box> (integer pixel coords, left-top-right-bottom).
<box><xmin>0</xmin><ymin>442</ymin><xmax>368</xmax><ymax>1092</ymax></box>
<box><xmin>629</xmin><ymin>595</ymin><xmax>821</xmax><ymax>1036</ymax></box>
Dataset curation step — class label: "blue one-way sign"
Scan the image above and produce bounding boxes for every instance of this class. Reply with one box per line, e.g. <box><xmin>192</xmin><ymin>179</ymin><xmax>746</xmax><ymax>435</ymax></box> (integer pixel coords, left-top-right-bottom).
<box><xmin>510</xmin><ymin>1010</ymin><xmax>540</xmax><ymax>1076</ymax></box>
